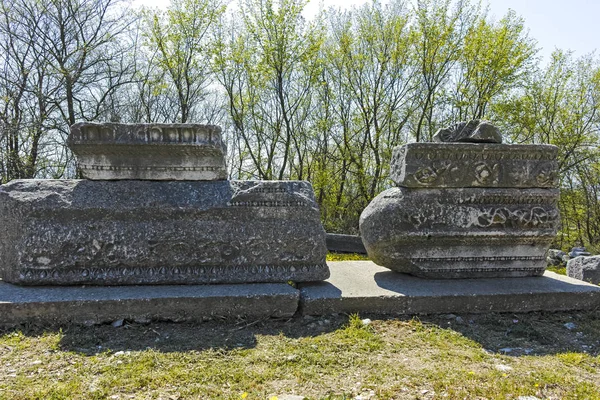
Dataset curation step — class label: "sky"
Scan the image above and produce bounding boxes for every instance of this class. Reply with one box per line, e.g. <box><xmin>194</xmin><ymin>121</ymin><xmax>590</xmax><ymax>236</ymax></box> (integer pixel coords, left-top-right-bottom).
<box><xmin>132</xmin><ymin>0</ymin><xmax>599</xmax><ymax>64</ymax></box>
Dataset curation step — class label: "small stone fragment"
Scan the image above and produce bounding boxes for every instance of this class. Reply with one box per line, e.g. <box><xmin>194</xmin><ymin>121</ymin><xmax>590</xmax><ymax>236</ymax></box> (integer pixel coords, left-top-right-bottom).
<box><xmin>546</xmin><ymin>249</ymin><xmax>568</xmax><ymax>268</ymax></box>
<box><xmin>275</xmin><ymin>395</ymin><xmax>306</xmax><ymax>400</ymax></box>
<box><xmin>495</xmin><ymin>364</ymin><xmax>513</xmax><ymax>372</ymax></box>
<box><xmin>111</xmin><ymin>319</ymin><xmax>124</xmax><ymax>327</ymax></box>
<box><xmin>564</xmin><ymin>322</ymin><xmax>577</xmax><ymax>330</ymax></box>
<box><xmin>433</xmin><ymin>120</ymin><xmax>502</xmax><ymax>144</ymax></box>
<box><xmin>569</xmin><ymin>247</ymin><xmax>592</xmax><ymax>258</ymax></box>
<box><xmin>361</xmin><ymin>318</ymin><xmax>372</xmax><ymax>326</ymax></box>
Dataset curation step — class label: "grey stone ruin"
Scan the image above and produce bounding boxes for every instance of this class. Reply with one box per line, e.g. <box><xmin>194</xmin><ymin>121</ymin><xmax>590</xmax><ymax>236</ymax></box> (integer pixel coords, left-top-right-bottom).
<box><xmin>0</xmin><ymin>123</ymin><xmax>329</xmax><ymax>285</ymax></box>
<box><xmin>567</xmin><ymin>256</ymin><xmax>600</xmax><ymax>284</ymax></box>
<box><xmin>68</xmin><ymin>123</ymin><xmax>228</xmax><ymax>180</ymax></box>
<box><xmin>360</xmin><ymin>120</ymin><xmax>561</xmax><ymax>278</ymax></box>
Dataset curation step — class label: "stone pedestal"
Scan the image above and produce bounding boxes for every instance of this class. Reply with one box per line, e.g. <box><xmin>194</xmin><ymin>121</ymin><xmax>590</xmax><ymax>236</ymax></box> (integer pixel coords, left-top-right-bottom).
<box><xmin>360</xmin><ymin>139</ymin><xmax>560</xmax><ymax>279</ymax></box>
<box><xmin>360</xmin><ymin>187</ymin><xmax>559</xmax><ymax>278</ymax></box>
<box><xmin>0</xmin><ymin>180</ymin><xmax>329</xmax><ymax>285</ymax></box>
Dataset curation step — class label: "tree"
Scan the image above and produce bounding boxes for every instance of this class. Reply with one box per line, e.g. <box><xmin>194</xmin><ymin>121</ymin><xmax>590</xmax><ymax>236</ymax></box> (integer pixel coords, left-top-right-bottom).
<box><xmin>410</xmin><ymin>0</ymin><xmax>477</xmax><ymax>142</ymax></box>
<box><xmin>450</xmin><ymin>9</ymin><xmax>537</xmax><ymax>121</ymax></box>
<box><xmin>144</xmin><ymin>0</ymin><xmax>226</xmax><ymax>123</ymax></box>
<box><xmin>215</xmin><ymin>0</ymin><xmax>323</xmax><ymax>180</ymax></box>
<box><xmin>0</xmin><ymin>0</ymin><xmax>136</xmax><ymax>181</ymax></box>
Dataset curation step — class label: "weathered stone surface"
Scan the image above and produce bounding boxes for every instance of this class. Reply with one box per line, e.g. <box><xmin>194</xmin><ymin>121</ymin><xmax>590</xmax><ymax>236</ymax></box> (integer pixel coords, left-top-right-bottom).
<box><xmin>546</xmin><ymin>249</ymin><xmax>568</xmax><ymax>268</ymax></box>
<box><xmin>359</xmin><ymin>187</ymin><xmax>560</xmax><ymax>278</ymax></box>
<box><xmin>0</xmin><ymin>179</ymin><xmax>329</xmax><ymax>285</ymax></box>
<box><xmin>298</xmin><ymin>261</ymin><xmax>600</xmax><ymax>315</ymax></box>
<box><xmin>433</xmin><ymin>120</ymin><xmax>502</xmax><ymax>143</ymax></box>
<box><xmin>325</xmin><ymin>233</ymin><xmax>367</xmax><ymax>254</ymax></box>
<box><xmin>390</xmin><ymin>143</ymin><xmax>559</xmax><ymax>188</ymax></box>
<box><xmin>567</xmin><ymin>256</ymin><xmax>600</xmax><ymax>284</ymax></box>
<box><xmin>0</xmin><ymin>281</ymin><xmax>299</xmax><ymax>326</ymax></box>
<box><xmin>68</xmin><ymin>123</ymin><xmax>227</xmax><ymax>180</ymax></box>
<box><xmin>569</xmin><ymin>247</ymin><xmax>592</xmax><ymax>258</ymax></box>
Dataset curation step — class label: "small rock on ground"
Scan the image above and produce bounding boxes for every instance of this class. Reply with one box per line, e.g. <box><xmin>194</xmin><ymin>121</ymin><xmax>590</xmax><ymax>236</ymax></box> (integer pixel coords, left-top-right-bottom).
<box><xmin>564</xmin><ymin>322</ymin><xmax>577</xmax><ymax>330</ymax></box>
<box><xmin>111</xmin><ymin>319</ymin><xmax>124</xmax><ymax>327</ymax></box>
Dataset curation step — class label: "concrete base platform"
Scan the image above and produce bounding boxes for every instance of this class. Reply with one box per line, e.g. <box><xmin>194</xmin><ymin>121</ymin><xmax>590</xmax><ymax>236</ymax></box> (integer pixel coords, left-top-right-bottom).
<box><xmin>299</xmin><ymin>261</ymin><xmax>600</xmax><ymax>315</ymax></box>
<box><xmin>2</xmin><ymin>261</ymin><xmax>600</xmax><ymax>325</ymax></box>
<box><xmin>0</xmin><ymin>282</ymin><xmax>299</xmax><ymax>325</ymax></box>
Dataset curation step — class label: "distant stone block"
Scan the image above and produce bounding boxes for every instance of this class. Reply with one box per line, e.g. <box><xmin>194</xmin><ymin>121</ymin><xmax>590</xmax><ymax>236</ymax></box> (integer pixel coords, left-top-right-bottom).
<box><xmin>390</xmin><ymin>143</ymin><xmax>558</xmax><ymax>188</ymax></box>
<box><xmin>359</xmin><ymin>187</ymin><xmax>560</xmax><ymax>278</ymax></box>
<box><xmin>567</xmin><ymin>256</ymin><xmax>600</xmax><ymax>284</ymax></box>
<box><xmin>0</xmin><ymin>179</ymin><xmax>329</xmax><ymax>285</ymax></box>
<box><xmin>68</xmin><ymin>123</ymin><xmax>228</xmax><ymax>180</ymax></box>
<box><xmin>546</xmin><ymin>249</ymin><xmax>568</xmax><ymax>268</ymax></box>
<box><xmin>325</xmin><ymin>233</ymin><xmax>367</xmax><ymax>254</ymax></box>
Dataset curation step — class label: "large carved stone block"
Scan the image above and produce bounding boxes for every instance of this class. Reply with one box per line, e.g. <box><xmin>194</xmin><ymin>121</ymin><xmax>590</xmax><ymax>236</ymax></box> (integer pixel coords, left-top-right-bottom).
<box><xmin>359</xmin><ymin>187</ymin><xmax>560</xmax><ymax>278</ymax></box>
<box><xmin>390</xmin><ymin>143</ymin><xmax>558</xmax><ymax>188</ymax></box>
<box><xmin>68</xmin><ymin>123</ymin><xmax>228</xmax><ymax>180</ymax></box>
<box><xmin>0</xmin><ymin>180</ymin><xmax>329</xmax><ymax>285</ymax></box>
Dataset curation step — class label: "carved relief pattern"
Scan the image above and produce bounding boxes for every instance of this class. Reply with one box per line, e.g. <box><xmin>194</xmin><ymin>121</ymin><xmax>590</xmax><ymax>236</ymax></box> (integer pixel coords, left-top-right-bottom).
<box><xmin>418</xmin><ymin>266</ymin><xmax>546</xmax><ymax>273</ymax></box>
<box><xmin>75</xmin><ymin>124</ymin><xmax>222</xmax><ymax>145</ymax></box>
<box><xmin>473</xmin><ymin>162</ymin><xmax>500</xmax><ymax>185</ymax></box>
<box><xmin>228</xmin><ymin>200</ymin><xmax>309</xmax><ymax>207</ymax></box>
<box><xmin>475</xmin><ymin>206</ymin><xmax>557</xmax><ymax>228</ymax></box>
<box><xmin>402</xmin><ymin>159</ymin><xmax>557</xmax><ymax>188</ymax></box>
<box><xmin>18</xmin><ymin>264</ymin><xmax>329</xmax><ymax>283</ymax></box>
<box><xmin>410</xmin><ymin>256</ymin><xmax>544</xmax><ymax>262</ymax></box>
<box><xmin>80</xmin><ymin>164</ymin><xmax>223</xmax><ymax>172</ymax></box>
<box><xmin>413</xmin><ymin>162</ymin><xmax>452</xmax><ymax>184</ymax></box>
<box><xmin>410</xmin><ymin>148</ymin><xmax>556</xmax><ymax>161</ymax></box>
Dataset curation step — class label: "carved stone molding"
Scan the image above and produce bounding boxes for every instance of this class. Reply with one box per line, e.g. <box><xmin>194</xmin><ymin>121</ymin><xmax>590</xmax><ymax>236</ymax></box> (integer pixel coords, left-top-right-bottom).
<box><xmin>68</xmin><ymin>123</ymin><xmax>228</xmax><ymax>180</ymax></box>
<box><xmin>391</xmin><ymin>143</ymin><xmax>559</xmax><ymax>188</ymax></box>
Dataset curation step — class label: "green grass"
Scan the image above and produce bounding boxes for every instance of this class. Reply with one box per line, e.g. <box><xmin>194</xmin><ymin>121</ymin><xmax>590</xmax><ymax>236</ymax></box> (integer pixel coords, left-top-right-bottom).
<box><xmin>546</xmin><ymin>265</ymin><xmax>567</xmax><ymax>275</ymax></box>
<box><xmin>1</xmin><ymin>312</ymin><xmax>600</xmax><ymax>399</ymax></box>
<box><xmin>326</xmin><ymin>252</ymin><xmax>369</xmax><ymax>261</ymax></box>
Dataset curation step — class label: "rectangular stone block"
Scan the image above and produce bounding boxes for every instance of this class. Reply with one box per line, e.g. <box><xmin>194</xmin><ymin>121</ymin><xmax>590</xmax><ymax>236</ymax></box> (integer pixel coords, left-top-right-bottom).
<box><xmin>299</xmin><ymin>261</ymin><xmax>600</xmax><ymax>315</ymax></box>
<box><xmin>325</xmin><ymin>233</ymin><xmax>367</xmax><ymax>254</ymax></box>
<box><xmin>0</xmin><ymin>281</ymin><xmax>299</xmax><ymax>326</ymax></box>
<box><xmin>0</xmin><ymin>180</ymin><xmax>329</xmax><ymax>285</ymax></box>
<box><xmin>390</xmin><ymin>142</ymin><xmax>558</xmax><ymax>188</ymax></box>
<box><xmin>68</xmin><ymin>123</ymin><xmax>227</xmax><ymax>180</ymax></box>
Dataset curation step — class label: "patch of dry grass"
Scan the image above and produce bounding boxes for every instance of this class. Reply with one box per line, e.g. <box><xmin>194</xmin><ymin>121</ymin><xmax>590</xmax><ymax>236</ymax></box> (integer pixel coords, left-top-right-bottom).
<box><xmin>1</xmin><ymin>311</ymin><xmax>599</xmax><ymax>399</ymax></box>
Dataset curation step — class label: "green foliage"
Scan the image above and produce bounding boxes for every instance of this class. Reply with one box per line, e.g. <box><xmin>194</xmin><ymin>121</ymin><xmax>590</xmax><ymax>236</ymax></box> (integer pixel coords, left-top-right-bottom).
<box><xmin>143</xmin><ymin>0</ymin><xmax>226</xmax><ymax>122</ymax></box>
<box><xmin>1</xmin><ymin>0</ymin><xmax>600</xmax><ymax>248</ymax></box>
<box><xmin>326</xmin><ymin>252</ymin><xmax>369</xmax><ymax>261</ymax></box>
